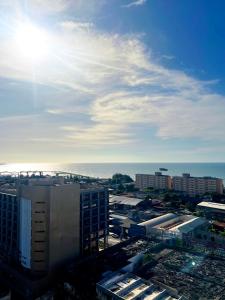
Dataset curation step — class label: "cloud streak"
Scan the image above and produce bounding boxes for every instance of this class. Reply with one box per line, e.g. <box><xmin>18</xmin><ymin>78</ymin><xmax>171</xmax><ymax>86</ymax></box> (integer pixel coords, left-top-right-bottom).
<box><xmin>1</xmin><ymin>11</ymin><xmax>225</xmax><ymax>161</ymax></box>
<box><xmin>123</xmin><ymin>0</ymin><xmax>147</xmax><ymax>8</ymax></box>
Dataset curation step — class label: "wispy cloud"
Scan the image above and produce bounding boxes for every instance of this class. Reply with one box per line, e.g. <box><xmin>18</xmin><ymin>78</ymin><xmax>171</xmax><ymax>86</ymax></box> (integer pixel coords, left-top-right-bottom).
<box><xmin>60</xmin><ymin>21</ymin><xmax>94</xmax><ymax>31</ymax></box>
<box><xmin>1</xmin><ymin>8</ymin><xmax>225</xmax><ymax>161</ymax></box>
<box><xmin>123</xmin><ymin>0</ymin><xmax>147</xmax><ymax>8</ymax></box>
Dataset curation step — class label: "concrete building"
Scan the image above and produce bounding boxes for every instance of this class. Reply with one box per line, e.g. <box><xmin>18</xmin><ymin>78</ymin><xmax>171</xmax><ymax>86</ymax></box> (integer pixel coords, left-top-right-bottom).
<box><xmin>173</xmin><ymin>173</ymin><xmax>223</xmax><ymax>196</ymax></box>
<box><xmin>129</xmin><ymin>213</ymin><xmax>207</xmax><ymax>243</ymax></box>
<box><xmin>197</xmin><ymin>201</ymin><xmax>225</xmax><ymax>221</ymax></box>
<box><xmin>0</xmin><ymin>178</ymin><xmax>109</xmax><ymax>274</ymax></box>
<box><xmin>18</xmin><ymin>180</ymin><xmax>80</xmax><ymax>274</ymax></box>
<box><xmin>80</xmin><ymin>186</ymin><xmax>109</xmax><ymax>255</ymax></box>
<box><xmin>135</xmin><ymin>172</ymin><xmax>172</xmax><ymax>191</ymax></box>
<box><xmin>0</xmin><ymin>193</ymin><xmax>19</xmax><ymax>261</ymax></box>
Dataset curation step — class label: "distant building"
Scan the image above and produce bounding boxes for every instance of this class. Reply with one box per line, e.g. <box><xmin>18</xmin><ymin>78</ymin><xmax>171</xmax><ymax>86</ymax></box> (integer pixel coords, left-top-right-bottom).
<box><xmin>197</xmin><ymin>201</ymin><xmax>225</xmax><ymax>221</ymax></box>
<box><xmin>135</xmin><ymin>172</ymin><xmax>172</xmax><ymax>191</ymax></box>
<box><xmin>135</xmin><ymin>172</ymin><xmax>223</xmax><ymax>196</ymax></box>
<box><xmin>173</xmin><ymin>173</ymin><xmax>223</xmax><ymax>196</ymax></box>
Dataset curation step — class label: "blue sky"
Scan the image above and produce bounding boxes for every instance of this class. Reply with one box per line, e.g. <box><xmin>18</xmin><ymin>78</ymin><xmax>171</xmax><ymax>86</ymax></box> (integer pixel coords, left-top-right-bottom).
<box><xmin>1</xmin><ymin>0</ymin><xmax>225</xmax><ymax>163</ymax></box>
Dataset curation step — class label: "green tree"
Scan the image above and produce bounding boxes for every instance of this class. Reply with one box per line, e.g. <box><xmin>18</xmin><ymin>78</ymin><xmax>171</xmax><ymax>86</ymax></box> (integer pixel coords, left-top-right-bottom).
<box><xmin>111</xmin><ymin>173</ymin><xmax>133</xmax><ymax>184</ymax></box>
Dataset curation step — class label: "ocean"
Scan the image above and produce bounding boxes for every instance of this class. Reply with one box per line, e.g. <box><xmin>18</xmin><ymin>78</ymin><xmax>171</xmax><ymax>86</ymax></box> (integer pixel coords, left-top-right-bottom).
<box><xmin>0</xmin><ymin>163</ymin><xmax>225</xmax><ymax>181</ymax></box>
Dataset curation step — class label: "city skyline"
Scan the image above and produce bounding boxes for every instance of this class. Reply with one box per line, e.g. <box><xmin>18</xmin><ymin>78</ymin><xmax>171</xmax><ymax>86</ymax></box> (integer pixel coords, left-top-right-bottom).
<box><xmin>1</xmin><ymin>0</ymin><xmax>225</xmax><ymax>163</ymax></box>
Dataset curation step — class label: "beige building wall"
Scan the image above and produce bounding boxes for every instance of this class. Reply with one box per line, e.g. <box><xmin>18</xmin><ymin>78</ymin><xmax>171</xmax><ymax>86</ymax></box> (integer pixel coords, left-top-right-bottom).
<box><xmin>172</xmin><ymin>174</ymin><xmax>223</xmax><ymax>196</ymax></box>
<box><xmin>135</xmin><ymin>173</ymin><xmax>172</xmax><ymax>191</ymax></box>
<box><xmin>18</xmin><ymin>182</ymin><xmax>80</xmax><ymax>273</ymax></box>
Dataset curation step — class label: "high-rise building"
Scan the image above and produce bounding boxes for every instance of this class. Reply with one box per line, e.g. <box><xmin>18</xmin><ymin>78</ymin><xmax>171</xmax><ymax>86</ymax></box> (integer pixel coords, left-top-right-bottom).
<box><xmin>18</xmin><ymin>180</ymin><xmax>80</xmax><ymax>274</ymax></box>
<box><xmin>0</xmin><ymin>192</ymin><xmax>19</xmax><ymax>261</ymax></box>
<box><xmin>173</xmin><ymin>173</ymin><xmax>223</xmax><ymax>196</ymax></box>
<box><xmin>135</xmin><ymin>172</ymin><xmax>172</xmax><ymax>191</ymax></box>
<box><xmin>80</xmin><ymin>186</ymin><xmax>108</xmax><ymax>255</ymax></box>
<box><xmin>0</xmin><ymin>177</ymin><xmax>109</xmax><ymax>275</ymax></box>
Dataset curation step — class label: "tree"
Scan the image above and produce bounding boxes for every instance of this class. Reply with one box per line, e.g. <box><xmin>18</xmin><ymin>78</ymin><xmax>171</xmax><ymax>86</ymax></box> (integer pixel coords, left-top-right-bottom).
<box><xmin>111</xmin><ymin>173</ymin><xmax>133</xmax><ymax>184</ymax></box>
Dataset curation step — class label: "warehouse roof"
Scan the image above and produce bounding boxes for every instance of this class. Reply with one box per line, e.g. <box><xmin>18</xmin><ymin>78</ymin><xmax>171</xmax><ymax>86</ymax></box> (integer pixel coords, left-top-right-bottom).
<box><xmin>197</xmin><ymin>201</ymin><xmax>225</xmax><ymax>211</ymax></box>
<box><xmin>110</xmin><ymin>195</ymin><xmax>144</xmax><ymax>206</ymax></box>
<box><xmin>170</xmin><ymin>217</ymin><xmax>207</xmax><ymax>234</ymax></box>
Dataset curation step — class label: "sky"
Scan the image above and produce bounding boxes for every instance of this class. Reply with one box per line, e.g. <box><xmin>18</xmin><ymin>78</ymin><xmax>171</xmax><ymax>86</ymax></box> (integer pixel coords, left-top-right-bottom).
<box><xmin>1</xmin><ymin>0</ymin><xmax>225</xmax><ymax>163</ymax></box>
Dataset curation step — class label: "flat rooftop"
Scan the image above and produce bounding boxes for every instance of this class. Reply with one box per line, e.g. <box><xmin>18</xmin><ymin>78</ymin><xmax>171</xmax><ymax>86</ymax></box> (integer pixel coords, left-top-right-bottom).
<box><xmin>197</xmin><ymin>201</ymin><xmax>225</xmax><ymax>211</ymax></box>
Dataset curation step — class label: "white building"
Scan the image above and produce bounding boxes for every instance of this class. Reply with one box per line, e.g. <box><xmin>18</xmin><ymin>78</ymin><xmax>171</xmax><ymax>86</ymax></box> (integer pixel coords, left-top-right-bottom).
<box><xmin>129</xmin><ymin>213</ymin><xmax>207</xmax><ymax>242</ymax></box>
<box><xmin>173</xmin><ymin>174</ymin><xmax>223</xmax><ymax>196</ymax></box>
<box><xmin>135</xmin><ymin>172</ymin><xmax>172</xmax><ymax>191</ymax></box>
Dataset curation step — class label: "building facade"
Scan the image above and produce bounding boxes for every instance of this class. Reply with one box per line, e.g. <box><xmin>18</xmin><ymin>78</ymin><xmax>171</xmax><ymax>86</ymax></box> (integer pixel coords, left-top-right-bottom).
<box><xmin>173</xmin><ymin>173</ymin><xmax>223</xmax><ymax>196</ymax></box>
<box><xmin>18</xmin><ymin>181</ymin><xmax>81</xmax><ymax>274</ymax></box>
<box><xmin>0</xmin><ymin>192</ymin><xmax>19</xmax><ymax>262</ymax></box>
<box><xmin>135</xmin><ymin>172</ymin><xmax>172</xmax><ymax>191</ymax></box>
<box><xmin>0</xmin><ymin>178</ymin><xmax>109</xmax><ymax>274</ymax></box>
<box><xmin>80</xmin><ymin>187</ymin><xmax>108</xmax><ymax>255</ymax></box>
<box><xmin>135</xmin><ymin>172</ymin><xmax>223</xmax><ymax>196</ymax></box>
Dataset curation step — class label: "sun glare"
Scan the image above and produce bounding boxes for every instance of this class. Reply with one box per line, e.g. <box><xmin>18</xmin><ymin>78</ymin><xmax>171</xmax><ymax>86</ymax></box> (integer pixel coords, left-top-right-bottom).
<box><xmin>15</xmin><ymin>22</ymin><xmax>49</xmax><ymax>62</ymax></box>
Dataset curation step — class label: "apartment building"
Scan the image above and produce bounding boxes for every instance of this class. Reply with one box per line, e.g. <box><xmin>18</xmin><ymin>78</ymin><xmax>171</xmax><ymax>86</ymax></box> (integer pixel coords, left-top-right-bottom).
<box><xmin>173</xmin><ymin>173</ymin><xmax>223</xmax><ymax>196</ymax></box>
<box><xmin>80</xmin><ymin>186</ymin><xmax>108</xmax><ymax>255</ymax></box>
<box><xmin>0</xmin><ymin>177</ymin><xmax>109</xmax><ymax>274</ymax></box>
<box><xmin>135</xmin><ymin>172</ymin><xmax>172</xmax><ymax>191</ymax></box>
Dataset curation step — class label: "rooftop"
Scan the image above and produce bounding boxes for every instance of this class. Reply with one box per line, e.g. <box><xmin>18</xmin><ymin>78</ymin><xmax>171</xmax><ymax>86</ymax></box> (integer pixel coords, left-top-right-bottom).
<box><xmin>147</xmin><ymin>249</ymin><xmax>225</xmax><ymax>300</ymax></box>
<box><xmin>97</xmin><ymin>272</ymin><xmax>179</xmax><ymax>300</ymax></box>
<box><xmin>110</xmin><ymin>195</ymin><xmax>144</xmax><ymax>206</ymax></box>
<box><xmin>197</xmin><ymin>201</ymin><xmax>225</xmax><ymax>211</ymax></box>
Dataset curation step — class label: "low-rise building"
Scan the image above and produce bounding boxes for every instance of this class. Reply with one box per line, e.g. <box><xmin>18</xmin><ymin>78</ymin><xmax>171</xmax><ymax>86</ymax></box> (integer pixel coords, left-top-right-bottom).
<box><xmin>97</xmin><ymin>272</ymin><xmax>182</xmax><ymax>300</ymax></box>
<box><xmin>129</xmin><ymin>213</ymin><xmax>207</xmax><ymax>243</ymax></box>
<box><xmin>197</xmin><ymin>201</ymin><xmax>225</xmax><ymax>221</ymax></box>
<box><xmin>109</xmin><ymin>195</ymin><xmax>146</xmax><ymax>210</ymax></box>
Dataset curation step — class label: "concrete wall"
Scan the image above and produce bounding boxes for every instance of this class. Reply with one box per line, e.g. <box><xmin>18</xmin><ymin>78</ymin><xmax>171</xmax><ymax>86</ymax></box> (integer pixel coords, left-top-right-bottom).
<box><xmin>19</xmin><ymin>183</ymin><xmax>80</xmax><ymax>273</ymax></box>
<box><xmin>19</xmin><ymin>185</ymin><xmax>50</xmax><ymax>273</ymax></box>
<box><xmin>48</xmin><ymin>184</ymin><xmax>80</xmax><ymax>270</ymax></box>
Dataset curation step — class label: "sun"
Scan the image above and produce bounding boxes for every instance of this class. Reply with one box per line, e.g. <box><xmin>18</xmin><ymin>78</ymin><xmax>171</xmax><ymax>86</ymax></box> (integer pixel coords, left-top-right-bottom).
<box><xmin>15</xmin><ymin>22</ymin><xmax>49</xmax><ymax>62</ymax></box>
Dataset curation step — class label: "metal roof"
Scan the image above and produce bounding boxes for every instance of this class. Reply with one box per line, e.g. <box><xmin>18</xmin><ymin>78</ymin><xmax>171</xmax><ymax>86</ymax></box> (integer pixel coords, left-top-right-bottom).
<box><xmin>110</xmin><ymin>195</ymin><xmax>144</xmax><ymax>206</ymax></box>
<box><xmin>138</xmin><ymin>213</ymin><xmax>177</xmax><ymax>227</ymax></box>
<box><xmin>197</xmin><ymin>201</ymin><xmax>225</xmax><ymax>211</ymax></box>
<box><xmin>170</xmin><ymin>217</ymin><xmax>207</xmax><ymax>234</ymax></box>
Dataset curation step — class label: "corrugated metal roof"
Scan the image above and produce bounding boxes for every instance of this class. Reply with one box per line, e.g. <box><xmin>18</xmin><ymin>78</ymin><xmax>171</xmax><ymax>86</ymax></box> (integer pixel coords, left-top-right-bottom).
<box><xmin>197</xmin><ymin>201</ymin><xmax>225</xmax><ymax>211</ymax></box>
<box><xmin>170</xmin><ymin>217</ymin><xmax>206</xmax><ymax>234</ymax></box>
<box><xmin>138</xmin><ymin>213</ymin><xmax>177</xmax><ymax>227</ymax></box>
<box><xmin>109</xmin><ymin>195</ymin><xmax>144</xmax><ymax>206</ymax></box>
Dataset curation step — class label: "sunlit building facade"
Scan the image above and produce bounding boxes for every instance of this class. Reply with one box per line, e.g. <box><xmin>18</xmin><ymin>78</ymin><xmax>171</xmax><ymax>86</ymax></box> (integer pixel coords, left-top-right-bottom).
<box><xmin>135</xmin><ymin>172</ymin><xmax>172</xmax><ymax>191</ymax></box>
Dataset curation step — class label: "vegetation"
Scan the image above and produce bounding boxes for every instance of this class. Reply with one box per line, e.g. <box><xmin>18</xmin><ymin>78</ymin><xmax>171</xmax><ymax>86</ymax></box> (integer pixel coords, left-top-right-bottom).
<box><xmin>111</xmin><ymin>173</ymin><xmax>133</xmax><ymax>184</ymax></box>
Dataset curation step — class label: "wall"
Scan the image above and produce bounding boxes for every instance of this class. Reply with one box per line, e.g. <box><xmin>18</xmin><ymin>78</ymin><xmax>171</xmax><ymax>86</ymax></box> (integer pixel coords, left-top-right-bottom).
<box><xmin>48</xmin><ymin>184</ymin><xmax>80</xmax><ymax>270</ymax></box>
